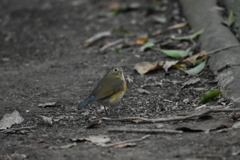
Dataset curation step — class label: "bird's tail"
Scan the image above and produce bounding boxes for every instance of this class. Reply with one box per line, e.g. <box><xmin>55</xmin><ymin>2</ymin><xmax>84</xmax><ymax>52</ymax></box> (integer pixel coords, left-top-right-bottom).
<box><xmin>77</xmin><ymin>95</ymin><xmax>95</xmax><ymax>110</ymax></box>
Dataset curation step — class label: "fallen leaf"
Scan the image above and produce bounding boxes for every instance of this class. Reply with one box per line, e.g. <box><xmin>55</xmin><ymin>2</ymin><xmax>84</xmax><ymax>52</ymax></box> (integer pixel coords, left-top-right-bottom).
<box><xmin>59</xmin><ymin>142</ymin><xmax>77</xmax><ymax>149</ymax></box>
<box><xmin>185</xmin><ymin>51</ymin><xmax>207</xmax><ymax>65</ymax></box>
<box><xmin>163</xmin><ymin>60</ymin><xmax>179</xmax><ymax>72</ymax></box>
<box><xmin>159</xmin><ymin>48</ymin><xmax>191</xmax><ymax>59</ymax></box>
<box><xmin>0</xmin><ymin>110</ymin><xmax>24</xmax><ymax>130</ymax></box>
<box><xmin>184</xmin><ymin>60</ymin><xmax>206</xmax><ymax>75</ymax></box>
<box><xmin>172</xmin><ymin>29</ymin><xmax>204</xmax><ymax>40</ymax></box>
<box><xmin>140</xmin><ymin>41</ymin><xmax>154</xmax><ymax>51</ymax></box>
<box><xmin>38</xmin><ymin>102</ymin><xmax>58</xmax><ymax>108</ymax></box>
<box><xmin>40</xmin><ymin>115</ymin><xmax>53</xmax><ymax>125</ymax></box>
<box><xmin>200</xmin><ymin>89</ymin><xmax>223</xmax><ymax>103</ymax></box>
<box><xmin>136</xmin><ymin>38</ymin><xmax>148</xmax><ymax>45</ymax></box>
<box><xmin>181</xmin><ymin>78</ymin><xmax>200</xmax><ymax>88</ymax></box>
<box><xmin>134</xmin><ymin>61</ymin><xmax>162</xmax><ymax>75</ymax></box>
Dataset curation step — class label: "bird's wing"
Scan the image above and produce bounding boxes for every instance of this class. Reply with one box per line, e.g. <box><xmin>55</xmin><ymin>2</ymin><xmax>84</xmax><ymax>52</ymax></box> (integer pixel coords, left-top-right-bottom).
<box><xmin>93</xmin><ymin>77</ymin><xmax>124</xmax><ymax>100</ymax></box>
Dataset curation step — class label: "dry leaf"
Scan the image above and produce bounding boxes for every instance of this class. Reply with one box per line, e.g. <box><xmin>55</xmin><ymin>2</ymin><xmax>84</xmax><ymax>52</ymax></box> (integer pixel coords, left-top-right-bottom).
<box><xmin>185</xmin><ymin>51</ymin><xmax>207</xmax><ymax>65</ymax></box>
<box><xmin>136</xmin><ymin>38</ymin><xmax>148</xmax><ymax>45</ymax></box>
<box><xmin>0</xmin><ymin>110</ymin><xmax>24</xmax><ymax>130</ymax></box>
<box><xmin>163</xmin><ymin>60</ymin><xmax>179</xmax><ymax>72</ymax></box>
<box><xmin>40</xmin><ymin>115</ymin><xmax>53</xmax><ymax>125</ymax></box>
<box><xmin>134</xmin><ymin>61</ymin><xmax>162</xmax><ymax>75</ymax></box>
<box><xmin>181</xmin><ymin>78</ymin><xmax>200</xmax><ymax>88</ymax></box>
<box><xmin>38</xmin><ymin>102</ymin><xmax>57</xmax><ymax>108</ymax></box>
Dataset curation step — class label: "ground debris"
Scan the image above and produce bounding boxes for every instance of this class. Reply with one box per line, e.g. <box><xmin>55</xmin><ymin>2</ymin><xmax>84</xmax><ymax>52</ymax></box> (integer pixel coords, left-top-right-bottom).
<box><xmin>0</xmin><ymin>110</ymin><xmax>24</xmax><ymax>130</ymax></box>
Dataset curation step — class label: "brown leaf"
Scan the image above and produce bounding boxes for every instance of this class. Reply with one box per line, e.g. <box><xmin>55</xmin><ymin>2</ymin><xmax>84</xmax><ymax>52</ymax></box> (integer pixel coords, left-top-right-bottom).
<box><xmin>134</xmin><ymin>61</ymin><xmax>163</xmax><ymax>75</ymax></box>
<box><xmin>185</xmin><ymin>51</ymin><xmax>207</xmax><ymax>65</ymax></box>
<box><xmin>136</xmin><ymin>38</ymin><xmax>148</xmax><ymax>45</ymax></box>
<box><xmin>163</xmin><ymin>60</ymin><xmax>179</xmax><ymax>72</ymax></box>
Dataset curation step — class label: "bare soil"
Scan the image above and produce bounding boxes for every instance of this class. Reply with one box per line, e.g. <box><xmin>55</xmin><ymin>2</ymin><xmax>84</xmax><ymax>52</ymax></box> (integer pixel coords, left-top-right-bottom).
<box><xmin>0</xmin><ymin>0</ymin><xmax>239</xmax><ymax>159</ymax></box>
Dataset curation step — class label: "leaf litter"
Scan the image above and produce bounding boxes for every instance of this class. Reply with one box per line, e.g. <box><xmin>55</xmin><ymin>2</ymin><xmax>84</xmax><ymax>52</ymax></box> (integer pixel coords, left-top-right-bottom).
<box><xmin>0</xmin><ymin>110</ymin><xmax>24</xmax><ymax>130</ymax></box>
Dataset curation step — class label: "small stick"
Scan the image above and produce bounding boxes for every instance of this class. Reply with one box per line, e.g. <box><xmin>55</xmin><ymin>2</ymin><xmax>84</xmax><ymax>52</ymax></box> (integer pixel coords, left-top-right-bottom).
<box><xmin>108</xmin><ymin>128</ymin><xmax>183</xmax><ymax>134</ymax></box>
<box><xmin>206</xmin><ymin>44</ymin><xmax>240</xmax><ymax>56</ymax></box>
<box><xmin>103</xmin><ymin>135</ymin><xmax>150</xmax><ymax>147</ymax></box>
<box><xmin>99</xmin><ymin>39</ymin><xmax>123</xmax><ymax>52</ymax></box>
<box><xmin>102</xmin><ymin>108</ymin><xmax>240</xmax><ymax>124</ymax></box>
<box><xmin>1</xmin><ymin>125</ymin><xmax>37</xmax><ymax>133</ymax></box>
<box><xmin>84</xmin><ymin>31</ymin><xmax>111</xmax><ymax>47</ymax></box>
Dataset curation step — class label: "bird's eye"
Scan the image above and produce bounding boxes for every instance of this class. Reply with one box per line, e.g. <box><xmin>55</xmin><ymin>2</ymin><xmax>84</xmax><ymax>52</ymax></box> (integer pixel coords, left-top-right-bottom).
<box><xmin>113</xmin><ymin>68</ymin><xmax>118</xmax><ymax>72</ymax></box>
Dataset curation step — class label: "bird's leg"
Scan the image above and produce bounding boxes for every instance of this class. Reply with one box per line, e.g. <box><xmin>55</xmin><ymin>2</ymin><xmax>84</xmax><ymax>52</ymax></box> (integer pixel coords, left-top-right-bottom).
<box><xmin>103</xmin><ymin>105</ymin><xmax>109</xmax><ymax>117</ymax></box>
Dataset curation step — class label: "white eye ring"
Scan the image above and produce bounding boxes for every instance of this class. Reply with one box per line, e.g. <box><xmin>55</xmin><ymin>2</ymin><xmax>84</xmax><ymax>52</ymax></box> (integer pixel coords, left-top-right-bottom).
<box><xmin>113</xmin><ymin>68</ymin><xmax>118</xmax><ymax>72</ymax></box>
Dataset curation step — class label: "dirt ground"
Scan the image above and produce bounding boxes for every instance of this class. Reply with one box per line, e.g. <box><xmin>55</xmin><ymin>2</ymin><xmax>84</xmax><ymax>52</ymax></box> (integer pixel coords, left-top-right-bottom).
<box><xmin>1</xmin><ymin>0</ymin><xmax>240</xmax><ymax>159</ymax></box>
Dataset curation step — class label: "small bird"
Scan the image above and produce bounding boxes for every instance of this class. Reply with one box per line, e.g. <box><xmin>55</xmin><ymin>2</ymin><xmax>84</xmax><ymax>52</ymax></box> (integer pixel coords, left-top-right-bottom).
<box><xmin>77</xmin><ymin>67</ymin><xmax>126</xmax><ymax>116</ymax></box>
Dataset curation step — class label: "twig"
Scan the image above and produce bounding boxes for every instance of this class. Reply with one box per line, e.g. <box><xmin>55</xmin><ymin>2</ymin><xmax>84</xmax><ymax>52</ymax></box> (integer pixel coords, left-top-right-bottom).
<box><xmin>103</xmin><ymin>135</ymin><xmax>150</xmax><ymax>147</ymax></box>
<box><xmin>108</xmin><ymin>128</ymin><xmax>183</xmax><ymax>134</ymax></box>
<box><xmin>102</xmin><ymin>108</ymin><xmax>240</xmax><ymax>124</ymax></box>
<box><xmin>206</xmin><ymin>44</ymin><xmax>240</xmax><ymax>56</ymax></box>
<box><xmin>99</xmin><ymin>39</ymin><xmax>123</xmax><ymax>52</ymax></box>
<box><xmin>0</xmin><ymin>125</ymin><xmax>37</xmax><ymax>133</ymax></box>
<box><xmin>84</xmin><ymin>31</ymin><xmax>111</xmax><ymax>47</ymax></box>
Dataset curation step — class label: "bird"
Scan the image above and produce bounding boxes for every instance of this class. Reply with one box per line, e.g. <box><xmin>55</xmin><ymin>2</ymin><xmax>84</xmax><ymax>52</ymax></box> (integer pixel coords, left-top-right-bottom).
<box><xmin>77</xmin><ymin>67</ymin><xmax>126</xmax><ymax>116</ymax></box>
